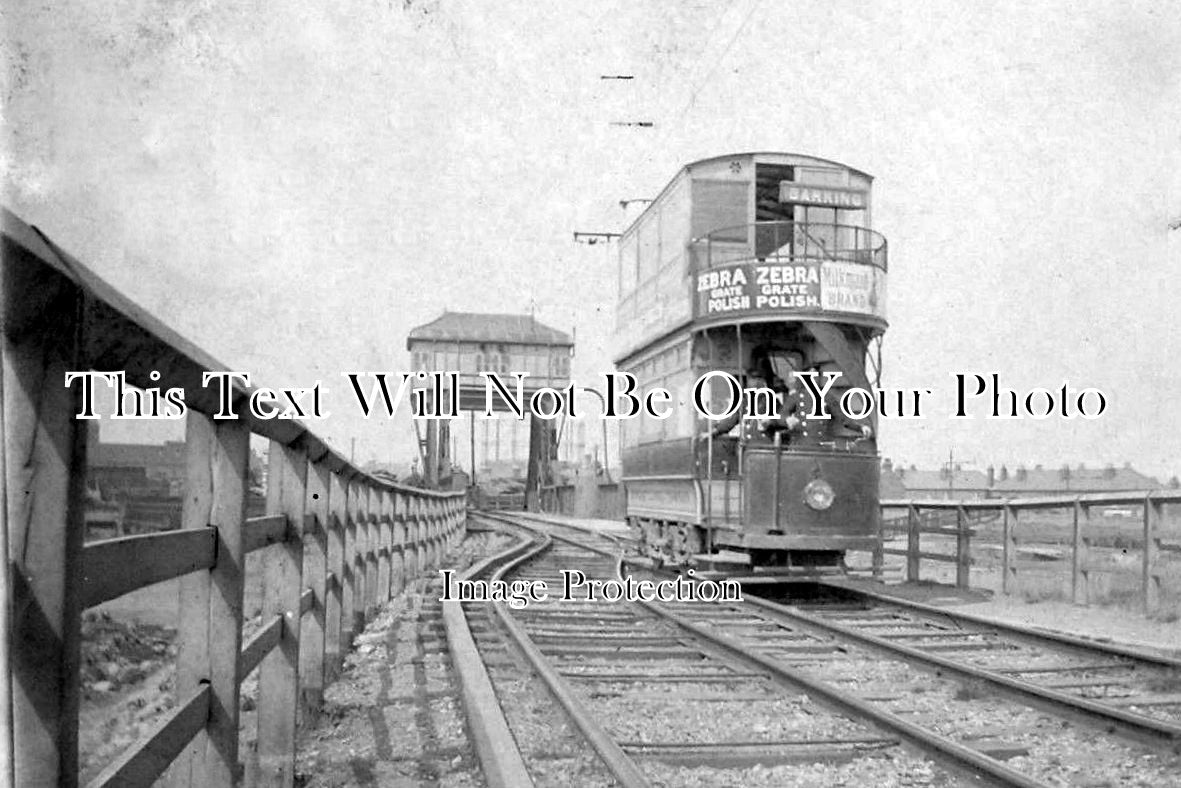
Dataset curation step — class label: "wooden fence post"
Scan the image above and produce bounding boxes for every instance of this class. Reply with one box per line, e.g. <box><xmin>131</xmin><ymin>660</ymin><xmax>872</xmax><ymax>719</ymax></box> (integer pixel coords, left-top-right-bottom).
<box><xmin>1144</xmin><ymin>495</ymin><xmax>1160</xmax><ymax>615</ymax></box>
<box><xmin>955</xmin><ymin>504</ymin><xmax>970</xmax><ymax>589</ymax></box>
<box><xmin>404</xmin><ymin>498</ymin><xmax>419</xmax><ymax>585</ymax></box>
<box><xmin>418</xmin><ymin>498</ymin><xmax>432</xmax><ymax>578</ymax></box>
<box><xmin>1071</xmin><ymin>498</ymin><xmax>1088</xmax><ymax>605</ymax></box>
<box><xmin>429</xmin><ymin>503</ymin><xmax>439</xmax><ymax>569</ymax></box>
<box><xmin>257</xmin><ymin>442</ymin><xmax>307</xmax><ymax>787</ymax></box>
<box><xmin>458</xmin><ymin>497</ymin><xmax>467</xmax><ymax>543</ymax></box>
<box><xmin>1002</xmin><ymin>502</ymin><xmax>1016</xmax><ymax>595</ymax></box>
<box><xmin>353</xmin><ymin>484</ymin><xmax>369</xmax><ymax>630</ymax></box>
<box><xmin>167</xmin><ymin>413</ymin><xmax>249</xmax><ymax>788</ymax></box>
<box><xmin>391</xmin><ymin>493</ymin><xmax>406</xmax><ymax>598</ymax></box>
<box><xmin>299</xmin><ymin>460</ymin><xmax>330</xmax><ymax>722</ymax></box>
<box><xmin>443</xmin><ymin>502</ymin><xmax>454</xmax><ymax>558</ymax></box>
<box><xmin>364</xmin><ymin>487</ymin><xmax>379</xmax><ymax>622</ymax></box>
<box><xmin>384</xmin><ymin>490</ymin><xmax>398</xmax><ymax>599</ymax></box>
<box><xmin>446</xmin><ymin>501</ymin><xmax>456</xmax><ymax>548</ymax></box>
<box><xmin>377</xmin><ymin>489</ymin><xmax>392</xmax><ymax>603</ymax></box>
<box><xmin>324</xmin><ymin>472</ymin><xmax>347</xmax><ymax>683</ymax></box>
<box><xmin>341</xmin><ymin>478</ymin><xmax>358</xmax><ymax>650</ymax></box>
<box><xmin>4</xmin><ymin>255</ymin><xmax>87</xmax><ymax>787</ymax></box>
<box><xmin>871</xmin><ymin>506</ymin><xmax>884</xmax><ymax>579</ymax></box>
<box><xmin>905</xmin><ymin>504</ymin><xmax>919</xmax><ymax>582</ymax></box>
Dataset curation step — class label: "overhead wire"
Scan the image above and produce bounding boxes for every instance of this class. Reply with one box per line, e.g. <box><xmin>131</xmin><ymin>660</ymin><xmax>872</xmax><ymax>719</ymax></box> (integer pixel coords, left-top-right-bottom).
<box><xmin>668</xmin><ymin>0</ymin><xmax>765</xmax><ymax>132</ymax></box>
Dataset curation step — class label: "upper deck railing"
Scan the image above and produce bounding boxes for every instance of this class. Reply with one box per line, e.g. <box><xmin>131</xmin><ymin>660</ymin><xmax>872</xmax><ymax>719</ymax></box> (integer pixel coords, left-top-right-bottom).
<box><xmin>1</xmin><ymin>208</ymin><xmax>466</xmax><ymax>787</ymax></box>
<box><xmin>692</xmin><ymin>220</ymin><xmax>888</xmax><ymax>272</ymax></box>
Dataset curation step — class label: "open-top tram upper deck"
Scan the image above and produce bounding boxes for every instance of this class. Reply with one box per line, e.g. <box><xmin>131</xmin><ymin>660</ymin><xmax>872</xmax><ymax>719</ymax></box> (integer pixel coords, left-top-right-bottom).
<box><xmin>615</xmin><ymin>151</ymin><xmax>887</xmax><ymax>365</ymax></box>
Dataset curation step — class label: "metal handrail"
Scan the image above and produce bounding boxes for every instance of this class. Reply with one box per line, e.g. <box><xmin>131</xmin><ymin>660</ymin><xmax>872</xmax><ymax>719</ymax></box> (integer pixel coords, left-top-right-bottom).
<box><xmin>692</xmin><ymin>220</ymin><xmax>888</xmax><ymax>272</ymax></box>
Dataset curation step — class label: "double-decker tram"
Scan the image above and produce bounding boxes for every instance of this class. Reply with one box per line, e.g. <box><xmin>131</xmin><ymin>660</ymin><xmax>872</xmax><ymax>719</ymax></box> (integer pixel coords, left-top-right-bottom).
<box><xmin>614</xmin><ymin>152</ymin><xmax>888</xmax><ymax>571</ymax></box>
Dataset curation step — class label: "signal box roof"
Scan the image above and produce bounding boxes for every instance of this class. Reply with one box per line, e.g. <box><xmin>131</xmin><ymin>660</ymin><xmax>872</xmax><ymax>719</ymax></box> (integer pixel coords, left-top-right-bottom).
<box><xmin>407</xmin><ymin>311</ymin><xmax>573</xmax><ymax>348</ymax></box>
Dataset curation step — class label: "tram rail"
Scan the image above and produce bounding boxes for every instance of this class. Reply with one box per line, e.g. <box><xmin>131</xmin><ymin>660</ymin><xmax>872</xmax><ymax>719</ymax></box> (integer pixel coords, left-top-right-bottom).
<box><xmin>464</xmin><ymin>512</ymin><xmax>967</xmax><ymax>786</ymax></box>
<box><xmin>753</xmin><ymin>582</ymin><xmax>1181</xmax><ymax>745</ymax></box>
<box><xmin>459</xmin><ymin>511</ymin><xmax>1181</xmax><ymax>787</ymax></box>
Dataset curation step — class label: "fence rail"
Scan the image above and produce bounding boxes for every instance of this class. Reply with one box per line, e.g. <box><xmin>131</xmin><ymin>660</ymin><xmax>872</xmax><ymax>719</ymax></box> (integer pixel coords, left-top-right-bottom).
<box><xmin>875</xmin><ymin>493</ymin><xmax>1181</xmax><ymax>613</ymax></box>
<box><xmin>1</xmin><ymin>208</ymin><xmax>467</xmax><ymax>788</ymax></box>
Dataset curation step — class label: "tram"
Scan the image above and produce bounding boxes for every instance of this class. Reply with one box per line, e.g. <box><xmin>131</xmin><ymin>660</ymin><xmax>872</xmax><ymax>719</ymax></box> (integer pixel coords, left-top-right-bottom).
<box><xmin>614</xmin><ymin>152</ymin><xmax>888</xmax><ymax>569</ymax></box>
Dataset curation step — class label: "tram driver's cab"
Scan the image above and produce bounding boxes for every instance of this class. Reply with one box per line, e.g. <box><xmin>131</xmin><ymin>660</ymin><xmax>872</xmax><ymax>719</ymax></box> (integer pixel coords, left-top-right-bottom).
<box><xmin>695</xmin><ymin>329</ymin><xmax>874</xmax><ymax>461</ymax></box>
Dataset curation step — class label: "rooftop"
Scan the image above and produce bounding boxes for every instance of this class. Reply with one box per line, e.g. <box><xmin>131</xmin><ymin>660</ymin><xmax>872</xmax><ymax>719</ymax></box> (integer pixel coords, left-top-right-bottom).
<box><xmin>407</xmin><ymin>311</ymin><xmax>573</xmax><ymax>347</ymax></box>
<box><xmin>991</xmin><ymin>465</ymin><xmax>1159</xmax><ymax>493</ymax></box>
<box><xmin>881</xmin><ymin>460</ymin><xmax>1165</xmax><ymax>498</ymax></box>
<box><xmin>894</xmin><ymin>469</ymin><xmax>991</xmax><ymax>492</ymax></box>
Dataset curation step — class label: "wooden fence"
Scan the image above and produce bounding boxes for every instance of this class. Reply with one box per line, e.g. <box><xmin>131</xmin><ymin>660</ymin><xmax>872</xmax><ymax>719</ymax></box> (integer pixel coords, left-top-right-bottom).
<box><xmin>875</xmin><ymin>493</ymin><xmax>1181</xmax><ymax>613</ymax></box>
<box><xmin>1</xmin><ymin>209</ymin><xmax>468</xmax><ymax>787</ymax></box>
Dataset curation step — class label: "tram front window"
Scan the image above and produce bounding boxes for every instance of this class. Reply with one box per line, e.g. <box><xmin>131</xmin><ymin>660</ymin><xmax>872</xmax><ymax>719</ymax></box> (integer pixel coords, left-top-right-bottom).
<box><xmin>744</xmin><ymin>350</ymin><xmax>804</xmax><ymax>444</ymax></box>
<box><xmin>765</xmin><ymin>352</ymin><xmax>800</xmax><ymax>389</ymax></box>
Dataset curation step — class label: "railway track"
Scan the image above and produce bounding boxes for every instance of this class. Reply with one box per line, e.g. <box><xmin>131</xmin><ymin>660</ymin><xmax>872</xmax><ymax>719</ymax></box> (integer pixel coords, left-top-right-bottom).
<box><xmin>757</xmin><ymin>582</ymin><xmax>1181</xmax><ymax>738</ymax></box>
<box><xmin>463</xmin><ymin>512</ymin><xmax>961</xmax><ymax>787</ymax></box>
<box><xmin>452</xmin><ymin>511</ymin><xmax>1181</xmax><ymax>787</ymax></box>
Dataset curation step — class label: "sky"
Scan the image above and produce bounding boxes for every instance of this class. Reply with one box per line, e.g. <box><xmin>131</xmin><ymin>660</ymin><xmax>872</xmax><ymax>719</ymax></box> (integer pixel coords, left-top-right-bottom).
<box><xmin>5</xmin><ymin>1</ymin><xmax>1181</xmax><ymax>479</ymax></box>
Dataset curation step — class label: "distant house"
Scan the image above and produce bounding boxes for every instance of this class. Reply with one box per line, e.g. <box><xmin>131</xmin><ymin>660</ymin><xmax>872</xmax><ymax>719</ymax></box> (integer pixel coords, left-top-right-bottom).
<box><xmin>86</xmin><ymin>435</ymin><xmax>187</xmax><ymax>533</ymax></box>
<box><xmin>881</xmin><ymin>459</ymin><xmax>1161</xmax><ymax>500</ymax></box>
<box><xmin>880</xmin><ymin>460</ymin><xmax>990</xmax><ymax>499</ymax></box>
<box><xmin>879</xmin><ymin>465</ymin><xmax>909</xmax><ymax>499</ymax></box>
<box><xmin>88</xmin><ymin>439</ymin><xmax>186</xmax><ymax>498</ymax></box>
<box><xmin>990</xmin><ymin>463</ymin><xmax>1158</xmax><ymax>497</ymax></box>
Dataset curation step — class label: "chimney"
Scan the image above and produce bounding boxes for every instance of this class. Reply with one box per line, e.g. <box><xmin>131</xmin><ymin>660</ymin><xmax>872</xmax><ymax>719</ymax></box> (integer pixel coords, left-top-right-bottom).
<box><xmin>987</xmin><ymin>465</ymin><xmax>995</xmax><ymax>487</ymax></box>
<box><xmin>999</xmin><ymin>464</ymin><xmax>1009</xmax><ymax>481</ymax></box>
<box><xmin>1016</xmin><ymin>465</ymin><xmax>1028</xmax><ymax>482</ymax></box>
<box><xmin>882</xmin><ymin>458</ymin><xmax>894</xmax><ymax>472</ymax></box>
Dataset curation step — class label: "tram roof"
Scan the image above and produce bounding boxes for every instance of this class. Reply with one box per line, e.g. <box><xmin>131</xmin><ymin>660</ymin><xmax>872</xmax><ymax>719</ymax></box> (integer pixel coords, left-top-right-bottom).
<box><xmin>407</xmin><ymin>311</ymin><xmax>573</xmax><ymax>348</ymax></box>
<box><xmin>621</xmin><ymin>151</ymin><xmax>875</xmax><ymax>238</ymax></box>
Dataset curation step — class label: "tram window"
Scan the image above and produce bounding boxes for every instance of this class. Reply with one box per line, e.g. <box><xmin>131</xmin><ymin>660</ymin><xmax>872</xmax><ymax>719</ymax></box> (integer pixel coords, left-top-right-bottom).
<box><xmin>619</xmin><ymin>233</ymin><xmax>638</xmax><ymax>291</ymax></box>
<box><xmin>661</xmin><ymin>183</ymin><xmax>690</xmax><ymax>267</ymax></box>
<box><xmin>691</xmin><ymin>180</ymin><xmax>748</xmax><ymax>242</ymax></box>
<box><xmin>837</xmin><ymin>208</ymin><xmax>866</xmax><ymax>228</ymax></box>
<box><xmin>765</xmin><ymin>351</ymin><xmax>804</xmax><ymax>386</ymax></box>
<box><xmin>639</xmin><ymin>215</ymin><xmax>660</xmax><ymax>283</ymax></box>
<box><xmin>799</xmin><ymin>207</ymin><xmax>837</xmax><ymax>255</ymax></box>
<box><xmin>836</xmin><ymin>209</ymin><xmax>868</xmax><ymax>257</ymax></box>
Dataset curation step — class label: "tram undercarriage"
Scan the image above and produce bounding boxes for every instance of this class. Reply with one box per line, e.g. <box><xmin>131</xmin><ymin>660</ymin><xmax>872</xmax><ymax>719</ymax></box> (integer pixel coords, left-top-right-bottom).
<box><xmin>631</xmin><ymin>516</ymin><xmax>859</xmax><ymax>573</ymax></box>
